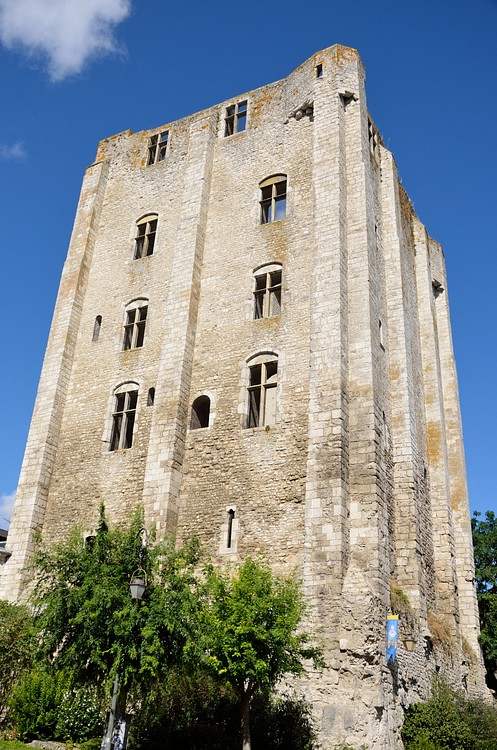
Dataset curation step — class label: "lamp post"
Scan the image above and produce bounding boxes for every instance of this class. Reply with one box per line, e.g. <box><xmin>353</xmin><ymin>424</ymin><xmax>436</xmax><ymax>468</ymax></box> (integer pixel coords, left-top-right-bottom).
<box><xmin>102</xmin><ymin>531</ymin><xmax>148</xmax><ymax>750</ymax></box>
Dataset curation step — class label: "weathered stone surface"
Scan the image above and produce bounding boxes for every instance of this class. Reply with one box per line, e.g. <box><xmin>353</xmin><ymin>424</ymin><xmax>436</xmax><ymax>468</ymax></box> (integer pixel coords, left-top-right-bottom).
<box><xmin>0</xmin><ymin>44</ymin><xmax>486</xmax><ymax>748</ymax></box>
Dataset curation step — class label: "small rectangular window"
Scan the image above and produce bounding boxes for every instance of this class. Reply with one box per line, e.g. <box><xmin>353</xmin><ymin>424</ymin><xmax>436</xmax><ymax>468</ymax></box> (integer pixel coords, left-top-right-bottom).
<box><xmin>134</xmin><ymin>218</ymin><xmax>157</xmax><ymax>259</ymax></box>
<box><xmin>110</xmin><ymin>389</ymin><xmax>138</xmax><ymax>451</ymax></box>
<box><xmin>316</xmin><ymin>63</ymin><xmax>323</xmax><ymax>78</ymax></box>
<box><xmin>147</xmin><ymin>131</ymin><xmax>169</xmax><ymax>165</ymax></box>
<box><xmin>260</xmin><ymin>177</ymin><xmax>287</xmax><ymax>224</ymax></box>
<box><xmin>123</xmin><ymin>305</ymin><xmax>148</xmax><ymax>350</ymax></box>
<box><xmin>253</xmin><ymin>267</ymin><xmax>282</xmax><ymax>319</ymax></box>
<box><xmin>247</xmin><ymin>359</ymin><xmax>278</xmax><ymax>428</ymax></box>
<box><xmin>224</xmin><ymin>100</ymin><xmax>248</xmax><ymax>137</ymax></box>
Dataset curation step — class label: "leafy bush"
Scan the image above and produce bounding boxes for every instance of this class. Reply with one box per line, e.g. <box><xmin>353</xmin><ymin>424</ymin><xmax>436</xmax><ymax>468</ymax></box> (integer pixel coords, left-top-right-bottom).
<box><xmin>0</xmin><ymin>601</ymin><xmax>34</xmax><ymax>717</ymax></box>
<box><xmin>8</xmin><ymin>669</ymin><xmax>66</xmax><ymax>740</ymax></box>
<box><xmin>55</xmin><ymin>686</ymin><xmax>104</xmax><ymax>742</ymax></box>
<box><xmin>401</xmin><ymin>678</ymin><xmax>497</xmax><ymax>750</ymax></box>
<box><xmin>130</xmin><ymin>670</ymin><xmax>316</xmax><ymax>750</ymax></box>
<box><xmin>8</xmin><ymin>669</ymin><xmax>103</xmax><ymax>742</ymax></box>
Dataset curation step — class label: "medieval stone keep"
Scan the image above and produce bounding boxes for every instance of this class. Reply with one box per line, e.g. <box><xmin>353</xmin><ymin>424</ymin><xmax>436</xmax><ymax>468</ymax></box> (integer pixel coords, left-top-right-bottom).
<box><xmin>1</xmin><ymin>44</ymin><xmax>486</xmax><ymax>747</ymax></box>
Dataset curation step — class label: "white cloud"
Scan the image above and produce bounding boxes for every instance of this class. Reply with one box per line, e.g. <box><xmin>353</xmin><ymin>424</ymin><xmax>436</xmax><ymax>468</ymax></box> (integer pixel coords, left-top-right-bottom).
<box><xmin>0</xmin><ymin>140</ymin><xmax>26</xmax><ymax>159</ymax></box>
<box><xmin>0</xmin><ymin>0</ymin><xmax>131</xmax><ymax>81</ymax></box>
<box><xmin>0</xmin><ymin>491</ymin><xmax>15</xmax><ymax>526</ymax></box>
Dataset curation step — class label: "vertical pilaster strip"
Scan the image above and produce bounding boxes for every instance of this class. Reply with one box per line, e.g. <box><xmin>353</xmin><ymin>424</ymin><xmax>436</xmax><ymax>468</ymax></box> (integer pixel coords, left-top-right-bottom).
<box><xmin>414</xmin><ymin>221</ymin><xmax>459</xmax><ymax>629</ymax></box>
<box><xmin>142</xmin><ymin>113</ymin><xmax>216</xmax><ymax>534</ymax></box>
<box><xmin>304</xmin><ymin>46</ymin><xmax>349</xmax><ymax>630</ymax></box>
<box><xmin>341</xmin><ymin>55</ymin><xmax>389</xmax><ymax>640</ymax></box>
<box><xmin>380</xmin><ymin>154</ymin><xmax>430</xmax><ymax>612</ymax></box>
<box><xmin>431</xmin><ymin>241</ymin><xmax>481</xmax><ymax>653</ymax></box>
<box><xmin>0</xmin><ymin>160</ymin><xmax>109</xmax><ymax>600</ymax></box>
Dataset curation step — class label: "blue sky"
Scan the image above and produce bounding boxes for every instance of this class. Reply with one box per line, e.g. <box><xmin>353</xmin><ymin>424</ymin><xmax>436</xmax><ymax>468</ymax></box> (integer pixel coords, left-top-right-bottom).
<box><xmin>0</xmin><ymin>0</ymin><xmax>496</xmax><ymax>526</ymax></box>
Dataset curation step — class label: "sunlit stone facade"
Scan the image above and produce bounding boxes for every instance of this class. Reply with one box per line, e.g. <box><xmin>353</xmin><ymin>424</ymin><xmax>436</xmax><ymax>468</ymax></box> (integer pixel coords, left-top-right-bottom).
<box><xmin>1</xmin><ymin>45</ymin><xmax>485</xmax><ymax>748</ymax></box>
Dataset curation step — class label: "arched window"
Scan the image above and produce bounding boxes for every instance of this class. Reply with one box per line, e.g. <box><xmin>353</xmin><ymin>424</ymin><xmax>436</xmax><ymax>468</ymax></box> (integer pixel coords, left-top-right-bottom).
<box><xmin>191</xmin><ymin>395</ymin><xmax>210</xmax><ymax>429</ymax></box>
<box><xmin>253</xmin><ymin>263</ymin><xmax>282</xmax><ymax>319</ymax></box>
<box><xmin>109</xmin><ymin>384</ymin><xmax>139</xmax><ymax>451</ymax></box>
<box><xmin>246</xmin><ymin>354</ymin><xmax>278</xmax><ymax>428</ymax></box>
<box><xmin>134</xmin><ymin>214</ymin><xmax>158</xmax><ymax>259</ymax></box>
<box><xmin>123</xmin><ymin>299</ymin><xmax>148</xmax><ymax>350</ymax></box>
<box><xmin>259</xmin><ymin>174</ymin><xmax>287</xmax><ymax>224</ymax></box>
<box><xmin>92</xmin><ymin>315</ymin><xmax>102</xmax><ymax>342</ymax></box>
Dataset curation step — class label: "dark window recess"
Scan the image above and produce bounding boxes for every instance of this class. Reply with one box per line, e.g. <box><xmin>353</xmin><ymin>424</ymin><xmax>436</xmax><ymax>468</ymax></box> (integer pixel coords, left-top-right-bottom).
<box><xmin>147</xmin><ymin>131</ymin><xmax>169</xmax><ymax>165</ymax></box>
<box><xmin>227</xmin><ymin>508</ymin><xmax>235</xmax><ymax>548</ymax></box>
<box><xmin>191</xmin><ymin>395</ymin><xmax>210</xmax><ymax>429</ymax></box>
<box><xmin>254</xmin><ymin>268</ymin><xmax>282</xmax><ymax>319</ymax></box>
<box><xmin>247</xmin><ymin>359</ymin><xmax>277</xmax><ymax>428</ymax></box>
<box><xmin>368</xmin><ymin>119</ymin><xmax>378</xmax><ymax>157</ymax></box>
<box><xmin>134</xmin><ymin>219</ymin><xmax>157</xmax><ymax>259</ymax></box>
<box><xmin>432</xmin><ymin>279</ymin><xmax>444</xmax><ymax>298</ymax></box>
<box><xmin>147</xmin><ymin>388</ymin><xmax>155</xmax><ymax>406</ymax></box>
<box><xmin>260</xmin><ymin>177</ymin><xmax>287</xmax><ymax>224</ymax></box>
<box><xmin>123</xmin><ymin>305</ymin><xmax>148</xmax><ymax>350</ymax></box>
<box><xmin>110</xmin><ymin>390</ymin><xmax>138</xmax><ymax>451</ymax></box>
<box><xmin>224</xmin><ymin>100</ymin><xmax>247</xmax><ymax>136</ymax></box>
<box><xmin>92</xmin><ymin>315</ymin><xmax>102</xmax><ymax>342</ymax></box>
<box><xmin>316</xmin><ymin>63</ymin><xmax>323</xmax><ymax>78</ymax></box>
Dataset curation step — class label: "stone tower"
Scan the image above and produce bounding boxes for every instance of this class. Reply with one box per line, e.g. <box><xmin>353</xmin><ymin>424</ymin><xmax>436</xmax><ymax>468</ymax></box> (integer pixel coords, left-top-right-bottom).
<box><xmin>1</xmin><ymin>45</ymin><xmax>485</xmax><ymax>747</ymax></box>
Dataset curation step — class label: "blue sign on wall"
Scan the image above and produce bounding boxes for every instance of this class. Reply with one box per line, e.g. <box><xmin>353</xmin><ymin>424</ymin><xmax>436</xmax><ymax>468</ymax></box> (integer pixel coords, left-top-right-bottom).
<box><xmin>386</xmin><ymin>614</ymin><xmax>399</xmax><ymax>664</ymax></box>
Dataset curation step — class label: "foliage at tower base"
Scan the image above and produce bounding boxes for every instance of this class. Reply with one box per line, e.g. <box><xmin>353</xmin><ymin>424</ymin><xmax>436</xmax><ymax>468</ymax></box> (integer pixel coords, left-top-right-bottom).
<box><xmin>401</xmin><ymin>677</ymin><xmax>497</xmax><ymax>750</ymax></box>
<box><xmin>0</xmin><ymin>600</ymin><xmax>34</xmax><ymax>719</ymax></box>
<box><xmin>130</xmin><ymin>671</ymin><xmax>317</xmax><ymax>750</ymax></box>
<box><xmin>5</xmin><ymin>508</ymin><xmax>323</xmax><ymax>750</ymax></box>
<box><xmin>200</xmin><ymin>558</ymin><xmax>325</xmax><ymax>750</ymax></box>
<box><xmin>21</xmin><ymin>506</ymin><xmax>204</xmax><ymax>722</ymax></box>
<box><xmin>471</xmin><ymin>510</ymin><xmax>497</xmax><ymax>692</ymax></box>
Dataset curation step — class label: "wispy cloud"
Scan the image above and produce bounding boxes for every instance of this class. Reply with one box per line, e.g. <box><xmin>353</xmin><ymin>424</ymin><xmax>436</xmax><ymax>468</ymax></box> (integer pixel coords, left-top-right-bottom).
<box><xmin>0</xmin><ymin>140</ymin><xmax>26</xmax><ymax>160</ymax></box>
<box><xmin>0</xmin><ymin>0</ymin><xmax>131</xmax><ymax>81</ymax></box>
<box><xmin>0</xmin><ymin>491</ymin><xmax>15</xmax><ymax>526</ymax></box>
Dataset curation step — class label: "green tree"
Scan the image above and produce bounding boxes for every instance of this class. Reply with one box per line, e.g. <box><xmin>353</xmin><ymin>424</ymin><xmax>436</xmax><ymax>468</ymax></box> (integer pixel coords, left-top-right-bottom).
<box><xmin>472</xmin><ymin>511</ymin><xmax>497</xmax><ymax>594</ymax></box>
<box><xmin>0</xmin><ymin>600</ymin><xmax>35</xmax><ymax>717</ymax></box>
<box><xmin>202</xmin><ymin>557</ymin><xmax>324</xmax><ymax>750</ymax></box>
<box><xmin>471</xmin><ymin>510</ymin><xmax>497</xmax><ymax>689</ymax></box>
<box><xmin>401</xmin><ymin>677</ymin><xmax>497</xmax><ymax>750</ymax></box>
<box><xmin>31</xmin><ymin>506</ymin><xmax>203</xmax><ymax>708</ymax></box>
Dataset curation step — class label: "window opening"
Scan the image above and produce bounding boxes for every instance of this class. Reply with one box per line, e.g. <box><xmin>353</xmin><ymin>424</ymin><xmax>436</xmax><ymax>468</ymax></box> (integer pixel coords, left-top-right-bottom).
<box><xmin>134</xmin><ymin>217</ymin><xmax>157</xmax><ymax>259</ymax></box>
<box><xmin>110</xmin><ymin>389</ymin><xmax>138</xmax><ymax>450</ymax></box>
<box><xmin>260</xmin><ymin>176</ymin><xmax>287</xmax><ymax>224</ymax></box>
<box><xmin>368</xmin><ymin>119</ymin><xmax>378</xmax><ymax>157</ymax></box>
<box><xmin>224</xmin><ymin>100</ymin><xmax>247</xmax><ymax>136</ymax></box>
<box><xmin>191</xmin><ymin>395</ymin><xmax>210</xmax><ymax>429</ymax></box>
<box><xmin>123</xmin><ymin>304</ymin><xmax>148</xmax><ymax>350</ymax></box>
<box><xmin>147</xmin><ymin>131</ymin><xmax>169</xmax><ymax>165</ymax></box>
<box><xmin>432</xmin><ymin>279</ymin><xmax>444</xmax><ymax>298</ymax></box>
<box><xmin>227</xmin><ymin>508</ymin><xmax>235</xmax><ymax>548</ymax></box>
<box><xmin>247</xmin><ymin>358</ymin><xmax>278</xmax><ymax>427</ymax></box>
<box><xmin>379</xmin><ymin>319</ymin><xmax>385</xmax><ymax>349</ymax></box>
<box><xmin>316</xmin><ymin>63</ymin><xmax>323</xmax><ymax>78</ymax></box>
<box><xmin>254</xmin><ymin>268</ymin><xmax>282</xmax><ymax>319</ymax></box>
<box><xmin>147</xmin><ymin>388</ymin><xmax>155</xmax><ymax>406</ymax></box>
<box><xmin>92</xmin><ymin>315</ymin><xmax>102</xmax><ymax>342</ymax></box>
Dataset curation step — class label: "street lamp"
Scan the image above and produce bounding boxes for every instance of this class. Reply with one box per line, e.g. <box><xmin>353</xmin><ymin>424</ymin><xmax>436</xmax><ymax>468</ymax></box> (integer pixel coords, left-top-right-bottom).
<box><xmin>129</xmin><ymin>570</ymin><xmax>147</xmax><ymax>601</ymax></box>
<box><xmin>402</xmin><ymin>635</ymin><xmax>417</xmax><ymax>652</ymax></box>
<box><xmin>102</xmin><ymin>533</ymin><xmax>148</xmax><ymax>750</ymax></box>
